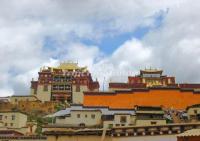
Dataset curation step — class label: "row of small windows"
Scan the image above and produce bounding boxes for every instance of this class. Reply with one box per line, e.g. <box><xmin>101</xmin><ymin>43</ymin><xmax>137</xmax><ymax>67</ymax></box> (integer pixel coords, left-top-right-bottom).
<box><xmin>43</xmin><ymin>85</ymin><xmax>81</xmax><ymax>92</ymax></box>
<box><xmin>43</xmin><ymin>85</ymin><xmax>72</xmax><ymax>91</ymax></box>
<box><xmin>142</xmin><ymin>74</ymin><xmax>161</xmax><ymax>78</ymax></box>
<box><xmin>137</xmin><ymin>114</ymin><xmax>163</xmax><ymax>119</ymax></box>
<box><xmin>40</xmin><ymin>74</ymin><xmax>51</xmax><ymax>77</ymax></box>
<box><xmin>15</xmin><ymin>98</ymin><xmax>30</xmax><ymax>102</ymax></box>
<box><xmin>0</xmin><ymin>115</ymin><xmax>15</xmax><ymax>120</ymax></box>
<box><xmin>4</xmin><ymin>123</ymin><xmax>14</xmax><ymax>126</ymax></box>
<box><xmin>53</xmin><ymin>76</ymin><xmax>72</xmax><ymax>82</ymax></box>
<box><xmin>75</xmin><ymin>115</ymin><xmax>127</xmax><ymax>122</ymax></box>
<box><xmin>108</xmin><ymin>122</ymin><xmax>156</xmax><ymax>127</ymax></box>
<box><xmin>76</xmin><ymin>114</ymin><xmax>96</xmax><ymax>119</ymax></box>
<box><xmin>52</xmin><ymin>85</ymin><xmax>71</xmax><ymax>91</ymax></box>
<box><xmin>39</xmin><ymin>80</ymin><xmax>51</xmax><ymax>83</ymax></box>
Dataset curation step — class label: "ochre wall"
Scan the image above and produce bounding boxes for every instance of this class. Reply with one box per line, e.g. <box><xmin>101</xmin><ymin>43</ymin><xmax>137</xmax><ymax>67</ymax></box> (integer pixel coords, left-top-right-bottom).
<box><xmin>84</xmin><ymin>89</ymin><xmax>200</xmax><ymax>109</ymax></box>
<box><xmin>47</xmin><ymin>135</ymin><xmax>112</xmax><ymax>141</ymax></box>
<box><xmin>18</xmin><ymin>101</ymin><xmax>57</xmax><ymax>114</ymax></box>
<box><xmin>0</xmin><ymin>112</ymin><xmax>27</xmax><ymax>128</ymax></box>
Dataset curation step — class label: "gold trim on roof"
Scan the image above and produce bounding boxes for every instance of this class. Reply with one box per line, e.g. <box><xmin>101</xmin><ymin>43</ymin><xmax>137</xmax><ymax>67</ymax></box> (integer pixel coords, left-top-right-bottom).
<box><xmin>40</xmin><ymin>61</ymin><xmax>88</xmax><ymax>72</ymax></box>
<box><xmin>140</xmin><ymin>68</ymin><xmax>163</xmax><ymax>73</ymax></box>
<box><xmin>58</xmin><ymin>62</ymin><xmax>87</xmax><ymax>71</ymax></box>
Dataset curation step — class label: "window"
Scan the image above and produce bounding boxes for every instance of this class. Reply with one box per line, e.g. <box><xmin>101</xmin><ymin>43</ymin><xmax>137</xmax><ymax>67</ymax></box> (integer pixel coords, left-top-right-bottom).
<box><xmin>194</xmin><ymin>110</ymin><xmax>198</xmax><ymax>114</ymax></box>
<box><xmin>85</xmin><ymin>114</ymin><xmax>87</xmax><ymax>118</ymax></box>
<box><xmin>5</xmin><ymin>123</ymin><xmax>7</xmax><ymax>126</ymax></box>
<box><xmin>0</xmin><ymin>115</ymin><xmax>2</xmax><ymax>120</ymax></box>
<box><xmin>53</xmin><ymin>85</ymin><xmax>58</xmax><ymax>90</ymax></box>
<box><xmin>151</xmin><ymin>121</ymin><xmax>157</xmax><ymax>125</ymax></box>
<box><xmin>108</xmin><ymin>124</ymin><xmax>113</xmax><ymax>128</ymax></box>
<box><xmin>91</xmin><ymin>114</ymin><xmax>95</xmax><ymax>119</ymax></box>
<box><xmin>12</xmin><ymin>115</ymin><xmax>15</xmax><ymax>120</ymax></box>
<box><xmin>120</xmin><ymin>116</ymin><xmax>127</xmax><ymax>123</ymax></box>
<box><xmin>43</xmin><ymin>85</ymin><xmax>48</xmax><ymax>91</ymax></box>
<box><xmin>77</xmin><ymin>114</ymin><xmax>80</xmax><ymax>118</ymax></box>
<box><xmin>60</xmin><ymin>76</ymin><xmax>63</xmax><ymax>82</ymax></box>
<box><xmin>65</xmin><ymin>76</ymin><xmax>72</xmax><ymax>82</ymax></box>
<box><xmin>58</xmin><ymin>116</ymin><xmax>65</xmax><ymax>119</ymax></box>
<box><xmin>59</xmin><ymin>85</ymin><xmax>64</xmax><ymax>90</ymax></box>
<box><xmin>76</xmin><ymin>85</ymin><xmax>80</xmax><ymax>92</ymax></box>
<box><xmin>5</xmin><ymin>116</ymin><xmax>7</xmax><ymax>119</ymax></box>
<box><xmin>53</xmin><ymin>76</ymin><xmax>59</xmax><ymax>82</ymax></box>
<box><xmin>34</xmin><ymin>89</ymin><xmax>37</xmax><ymax>94</ymax></box>
<box><xmin>15</xmin><ymin>99</ymin><xmax>18</xmax><ymax>102</ymax></box>
<box><xmin>65</xmin><ymin>85</ymin><xmax>71</xmax><ymax>91</ymax></box>
<box><xmin>10</xmin><ymin>123</ymin><xmax>13</xmax><ymax>126</ymax></box>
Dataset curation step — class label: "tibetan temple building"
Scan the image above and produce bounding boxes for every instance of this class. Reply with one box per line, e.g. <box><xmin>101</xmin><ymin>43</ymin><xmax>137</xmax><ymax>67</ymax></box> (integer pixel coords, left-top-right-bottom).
<box><xmin>109</xmin><ymin>68</ymin><xmax>176</xmax><ymax>90</ymax></box>
<box><xmin>83</xmin><ymin>68</ymin><xmax>200</xmax><ymax>110</ymax></box>
<box><xmin>30</xmin><ymin>61</ymin><xmax>99</xmax><ymax>103</ymax></box>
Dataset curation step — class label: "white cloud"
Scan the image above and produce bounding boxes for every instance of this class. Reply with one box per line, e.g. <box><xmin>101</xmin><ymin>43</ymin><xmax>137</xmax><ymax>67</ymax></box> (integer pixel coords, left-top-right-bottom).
<box><xmin>0</xmin><ymin>88</ymin><xmax>14</xmax><ymax>97</ymax></box>
<box><xmin>142</xmin><ymin>0</ymin><xmax>200</xmax><ymax>82</ymax></box>
<box><xmin>111</xmin><ymin>39</ymin><xmax>152</xmax><ymax>68</ymax></box>
<box><xmin>0</xmin><ymin>0</ymin><xmax>200</xmax><ymax>96</ymax></box>
<box><xmin>90</xmin><ymin>38</ymin><xmax>153</xmax><ymax>88</ymax></box>
<box><xmin>60</xmin><ymin>43</ymin><xmax>101</xmax><ymax>69</ymax></box>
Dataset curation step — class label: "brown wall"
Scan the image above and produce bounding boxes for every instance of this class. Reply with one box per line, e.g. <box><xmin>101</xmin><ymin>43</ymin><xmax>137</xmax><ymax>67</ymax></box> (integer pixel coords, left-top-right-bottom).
<box><xmin>0</xmin><ymin>102</ymin><xmax>14</xmax><ymax>111</ymax></box>
<box><xmin>177</xmin><ymin>136</ymin><xmax>200</xmax><ymax>141</ymax></box>
<box><xmin>84</xmin><ymin>89</ymin><xmax>200</xmax><ymax>109</ymax></box>
<box><xmin>18</xmin><ymin>101</ymin><xmax>57</xmax><ymax>113</ymax></box>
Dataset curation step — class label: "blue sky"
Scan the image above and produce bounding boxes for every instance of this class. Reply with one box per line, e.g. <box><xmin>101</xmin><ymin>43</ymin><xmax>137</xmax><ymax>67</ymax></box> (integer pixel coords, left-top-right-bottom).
<box><xmin>80</xmin><ymin>9</ymin><xmax>166</xmax><ymax>54</ymax></box>
<box><xmin>43</xmin><ymin>9</ymin><xmax>167</xmax><ymax>56</ymax></box>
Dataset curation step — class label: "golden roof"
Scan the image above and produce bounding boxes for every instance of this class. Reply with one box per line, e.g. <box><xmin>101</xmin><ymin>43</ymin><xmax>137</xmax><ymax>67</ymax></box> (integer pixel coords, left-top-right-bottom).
<box><xmin>57</xmin><ymin>62</ymin><xmax>87</xmax><ymax>71</ymax></box>
<box><xmin>177</xmin><ymin>129</ymin><xmax>200</xmax><ymax>137</ymax></box>
<box><xmin>140</xmin><ymin>68</ymin><xmax>163</xmax><ymax>74</ymax></box>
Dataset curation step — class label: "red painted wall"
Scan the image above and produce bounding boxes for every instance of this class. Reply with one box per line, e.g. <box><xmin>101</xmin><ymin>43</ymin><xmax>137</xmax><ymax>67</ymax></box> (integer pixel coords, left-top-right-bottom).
<box><xmin>84</xmin><ymin>89</ymin><xmax>200</xmax><ymax>109</ymax></box>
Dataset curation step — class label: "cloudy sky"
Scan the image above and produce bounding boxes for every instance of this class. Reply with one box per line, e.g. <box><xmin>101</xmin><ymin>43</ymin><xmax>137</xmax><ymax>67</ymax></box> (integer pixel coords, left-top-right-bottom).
<box><xmin>1</xmin><ymin>0</ymin><xmax>200</xmax><ymax>96</ymax></box>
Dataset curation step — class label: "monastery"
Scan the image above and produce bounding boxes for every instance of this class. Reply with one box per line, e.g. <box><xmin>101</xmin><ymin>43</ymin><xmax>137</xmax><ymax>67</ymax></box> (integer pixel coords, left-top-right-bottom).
<box><xmin>84</xmin><ymin>68</ymin><xmax>200</xmax><ymax>110</ymax></box>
